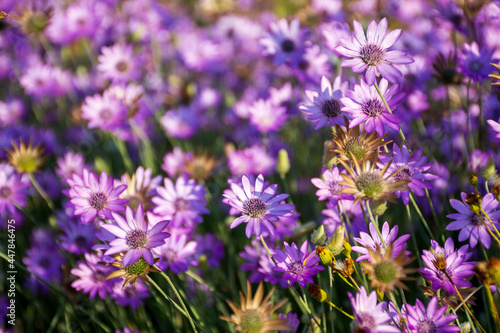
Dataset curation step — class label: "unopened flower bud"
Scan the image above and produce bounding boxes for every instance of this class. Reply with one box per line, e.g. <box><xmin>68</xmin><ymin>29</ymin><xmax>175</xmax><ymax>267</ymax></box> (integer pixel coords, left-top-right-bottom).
<box><xmin>371</xmin><ymin>200</ymin><xmax>388</xmax><ymax>216</ymax></box>
<box><xmin>276</xmin><ymin>149</ymin><xmax>291</xmax><ymax>176</ymax></box>
<box><xmin>460</xmin><ymin>322</ymin><xmax>472</xmax><ymax>333</ymax></box>
<box><xmin>322</xmin><ymin>140</ymin><xmax>337</xmax><ymax>169</ymax></box>
<box><xmin>464</xmin><ymin>193</ymin><xmax>482</xmax><ymax>214</ymax></box>
<box><xmin>328</xmin><ymin>226</ymin><xmax>345</xmax><ymax>255</ymax></box>
<box><xmin>469</xmin><ymin>175</ymin><xmax>479</xmax><ymax>187</ymax></box>
<box><xmin>482</xmin><ymin>157</ymin><xmax>497</xmax><ymax>181</ymax></box>
<box><xmin>342</xmin><ymin>237</ymin><xmax>352</xmax><ymax>258</ymax></box>
<box><xmin>308</xmin><ymin>284</ymin><xmax>329</xmax><ymax>303</ymax></box>
<box><xmin>316</xmin><ymin>246</ymin><xmax>333</xmax><ymax>266</ymax></box>
<box><xmin>487</xmin><ymin>257</ymin><xmax>500</xmax><ymax>284</ymax></box>
<box><xmin>311</xmin><ymin>225</ymin><xmax>326</xmax><ymax>246</ymax></box>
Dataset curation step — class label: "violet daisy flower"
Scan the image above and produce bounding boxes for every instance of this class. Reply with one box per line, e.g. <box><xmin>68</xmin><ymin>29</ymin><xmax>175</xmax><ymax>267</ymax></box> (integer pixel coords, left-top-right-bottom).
<box><xmin>56</xmin><ymin>151</ymin><xmax>88</xmax><ymax>180</ymax></box>
<box><xmin>335</xmin><ymin>17</ymin><xmax>414</xmax><ymax>85</ymax></box>
<box><xmin>458</xmin><ymin>42</ymin><xmax>495</xmax><ymax>83</ymax></box>
<box><xmin>300</xmin><ymin>76</ymin><xmax>349</xmax><ymax>130</ymax></box>
<box><xmin>488</xmin><ymin>119</ymin><xmax>500</xmax><ymax>139</ymax></box>
<box><xmin>260</xmin><ymin>19</ymin><xmax>308</xmax><ymax>66</ymax></box>
<box><xmin>341</xmin><ymin>78</ymin><xmax>404</xmax><ymax>136</ymax></box>
<box><xmin>419</xmin><ymin>238</ymin><xmax>475</xmax><ymax>294</ymax></box>
<box><xmin>352</xmin><ymin>221</ymin><xmax>410</xmax><ymax>262</ymax></box>
<box><xmin>248</xmin><ymin>99</ymin><xmax>288</xmax><ymax>132</ymax></box>
<box><xmin>278</xmin><ymin>312</ymin><xmax>300</xmax><ymax>333</ymax></box>
<box><xmin>71</xmin><ymin>253</ymin><xmax>117</xmax><ymax>300</ymax></box>
<box><xmin>446</xmin><ymin>192</ymin><xmax>500</xmax><ymax>249</ymax></box>
<box><xmin>223</xmin><ymin>174</ymin><xmax>295</xmax><ymax>238</ymax></box>
<box><xmin>379</xmin><ymin>144</ymin><xmax>438</xmax><ymax>205</ymax></box>
<box><xmin>102</xmin><ymin>204</ymin><xmax>170</xmax><ymax>267</ymax></box>
<box><xmin>404</xmin><ymin>297</ymin><xmax>460</xmax><ymax>333</ymax></box>
<box><xmin>195</xmin><ymin>233</ymin><xmax>225</xmax><ymax>268</ymax></box>
<box><xmin>97</xmin><ymin>43</ymin><xmax>140</xmax><ymax>83</ymax></box>
<box><xmin>58</xmin><ymin>213</ymin><xmax>96</xmax><ymax>255</ymax></box>
<box><xmin>160</xmin><ymin>106</ymin><xmax>201</xmax><ymax>139</ymax></box>
<box><xmin>81</xmin><ymin>93</ymin><xmax>128</xmax><ymax>131</ymax></box>
<box><xmin>111</xmin><ymin>280</ymin><xmax>149</xmax><ymax>310</ymax></box>
<box><xmin>311</xmin><ymin>166</ymin><xmax>353</xmax><ymax>204</ymax></box>
<box><xmin>153</xmin><ymin>233</ymin><xmax>198</xmax><ymax>273</ymax></box>
<box><xmin>272</xmin><ymin>240</ymin><xmax>324</xmax><ymax>287</ymax></box>
<box><xmin>68</xmin><ymin>169</ymin><xmax>128</xmax><ymax>223</ymax></box>
<box><xmin>227</xmin><ymin>145</ymin><xmax>275</xmax><ymax>177</ymax></box>
<box><xmin>152</xmin><ymin>176</ymin><xmax>209</xmax><ymax>229</ymax></box>
<box><xmin>0</xmin><ymin>167</ymin><xmax>29</xmax><ymax>215</ymax></box>
<box><xmin>348</xmin><ymin>286</ymin><xmax>399</xmax><ymax>333</ymax></box>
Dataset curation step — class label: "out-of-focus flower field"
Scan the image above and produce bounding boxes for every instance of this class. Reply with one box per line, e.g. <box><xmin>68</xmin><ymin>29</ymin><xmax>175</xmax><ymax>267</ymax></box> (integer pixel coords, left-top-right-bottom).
<box><xmin>2</xmin><ymin>0</ymin><xmax>500</xmax><ymax>332</ymax></box>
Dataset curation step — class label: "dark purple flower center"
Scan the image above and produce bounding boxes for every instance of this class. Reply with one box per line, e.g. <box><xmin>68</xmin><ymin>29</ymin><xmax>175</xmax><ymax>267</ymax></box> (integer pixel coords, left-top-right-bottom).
<box><xmin>89</xmin><ymin>192</ymin><xmax>108</xmax><ymax>210</ymax></box>
<box><xmin>394</xmin><ymin>167</ymin><xmax>413</xmax><ymax>182</ymax></box>
<box><xmin>93</xmin><ymin>270</ymin><xmax>108</xmax><ymax>282</ymax></box>
<box><xmin>322</xmin><ymin>99</ymin><xmax>342</xmax><ymax>118</ymax></box>
<box><xmin>243</xmin><ymin>198</ymin><xmax>267</xmax><ymax>218</ymax></box>
<box><xmin>281</xmin><ymin>39</ymin><xmax>295</xmax><ymax>53</ymax></box>
<box><xmin>470</xmin><ymin>212</ymin><xmax>486</xmax><ymax>226</ymax></box>
<box><xmin>360</xmin><ymin>44</ymin><xmax>385</xmax><ymax>66</ymax></box>
<box><xmin>163</xmin><ymin>248</ymin><xmax>177</xmax><ymax>262</ymax></box>
<box><xmin>357</xmin><ymin>312</ymin><xmax>376</xmax><ymax>329</ymax></box>
<box><xmin>75</xmin><ymin>235</ymin><xmax>88</xmax><ymax>247</ymax></box>
<box><xmin>126</xmin><ymin>229</ymin><xmax>148</xmax><ymax>249</ymax></box>
<box><xmin>417</xmin><ymin>319</ymin><xmax>437</xmax><ymax>333</ymax></box>
<box><xmin>99</xmin><ymin>108</ymin><xmax>113</xmax><ymax>121</ymax></box>
<box><xmin>298</xmin><ymin>59</ymin><xmax>309</xmax><ymax>70</ymax></box>
<box><xmin>174</xmin><ymin>198</ymin><xmax>189</xmax><ymax>211</ymax></box>
<box><xmin>288</xmin><ymin>261</ymin><xmax>305</xmax><ymax>275</ymax></box>
<box><xmin>39</xmin><ymin>257</ymin><xmax>51</xmax><ymax>268</ymax></box>
<box><xmin>469</xmin><ymin>59</ymin><xmax>483</xmax><ymax>73</ymax></box>
<box><xmin>116</xmin><ymin>60</ymin><xmax>129</xmax><ymax>73</ymax></box>
<box><xmin>361</xmin><ymin>98</ymin><xmax>385</xmax><ymax>117</ymax></box>
<box><xmin>0</xmin><ymin>186</ymin><xmax>12</xmax><ymax>199</ymax></box>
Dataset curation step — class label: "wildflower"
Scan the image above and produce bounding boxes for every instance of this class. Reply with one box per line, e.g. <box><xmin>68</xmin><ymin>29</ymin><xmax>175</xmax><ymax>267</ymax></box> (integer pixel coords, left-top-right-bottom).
<box><xmin>361</xmin><ymin>245</ymin><xmax>417</xmax><ymax>294</ymax></box>
<box><xmin>341</xmin><ymin>78</ymin><xmax>404</xmax><ymax>136</ymax></box>
<box><xmin>278</xmin><ymin>312</ymin><xmax>300</xmax><ymax>333</ymax></box>
<box><xmin>111</xmin><ymin>280</ymin><xmax>150</xmax><ymax>310</ymax></box>
<box><xmin>420</xmin><ymin>238</ymin><xmax>475</xmax><ymax>294</ymax></box>
<box><xmin>182</xmin><ymin>153</ymin><xmax>217</xmax><ymax>181</ymax></box>
<box><xmin>330</xmin><ymin>117</ymin><xmax>391</xmax><ymax>163</ymax></box>
<box><xmin>102</xmin><ymin>204</ymin><xmax>170</xmax><ymax>266</ymax></box>
<box><xmin>336</xmin><ymin>18</ymin><xmax>414</xmax><ymax>85</ymax></box>
<box><xmin>260</xmin><ymin>19</ymin><xmax>308</xmax><ymax>66</ymax></box>
<box><xmin>249</xmin><ymin>99</ymin><xmax>288</xmax><ymax>132</ymax></box>
<box><xmin>339</xmin><ymin>155</ymin><xmax>410</xmax><ymax>203</ymax></box>
<box><xmin>160</xmin><ymin>106</ymin><xmax>201</xmax><ymax>139</ymax></box>
<box><xmin>446</xmin><ymin>192</ymin><xmax>500</xmax><ymax>249</ymax></box>
<box><xmin>67</xmin><ymin>169</ymin><xmax>128</xmax><ymax>223</ymax></box>
<box><xmin>458</xmin><ymin>42</ymin><xmax>495</xmax><ymax>83</ymax></box>
<box><xmin>56</xmin><ymin>151</ymin><xmax>88</xmax><ymax>180</ymax></box>
<box><xmin>71</xmin><ymin>253</ymin><xmax>117</xmax><ymax>299</ymax></box>
<box><xmin>58</xmin><ymin>214</ymin><xmax>96</xmax><ymax>255</ymax></box>
<box><xmin>0</xmin><ymin>167</ymin><xmax>29</xmax><ymax>215</ymax></box>
<box><xmin>195</xmin><ymin>233</ymin><xmax>225</xmax><ymax>268</ymax></box>
<box><xmin>7</xmin><ymin>139</ymin><xmax>44</xmax><ymax>174</ymax></box>
<box><xmin>322</xmin><ymin>199</ymin><xmax>367</xmax><ymax>237</ymax></box>
<box><xmin>81</xmin><ymin>93</ymin><xmax>128</xmax><ymax>131</ymax></box>
<box><xmin>97</xmin><ymin>43</ymin><xmax>140</xmax><ymax>83</ymax></box>
<box><xmin>106</xmin><ymin>253</ymin><xmax>160</xmax><ymax>290</ymax></box>
<box><xmin>223</xmin><ymin>174</ymin><xmax>294</xmax><ymax>238</ymax></box>
<box><xmin>153</xmin><ymin>232</ymin><xmax>198</xmax><ymax>273</ymax></box>
<box><xmin>220</xmin><ymin>281</ymin><xmax>290</xmax><ymax>332</ymax></box>
<box><xmin>378</xmin><ymin>144</ymin><xmax>438</xmax><ymax>205</ymax></box>
<box><xmin>227</xmin><ymin>145</ymin><xmax>275</xmax><ymax>177</ymax></box>
<box><xmin>403</xmin><ymin>297</ymin><xmax>460</xmax><ymax>333</ymax></box>
<box><xmin>432</xmin><ymin>52</ymin><xmax>462</xmax><ymax>85</ymax></box>
<box><xmin>311</xmin><ymin>166</ymin><xmax>352</xmax><ymax>204</ymax></box>
<box><xmin>352</xmin><ymin>221</ymin><xmax>410</xmax><ymax>262</ymax></box>
<box><xmin>272</xmin><ymin>240</ymin><xmax>324</xmax><ymax>287</ymax></box>
<box><xmin>300</xmin><ymin>76</ymin><xmax>348</xmax><ymax>130</ymax></box>
<box><xmin>419</xmin><ymin>285</ymin><xmax>476</xmax><ymax>309</ymax></box>
<box><xmin>118</xmin><ymin>167</ymin><xmax>162</xmax><ymax>211</ymax></box>
<box><xmin>348</xmin><ymin>286</ymin><xmax>399</xmax><ymax>333</ymax></box>
<box><xmin>152</xmin><ymin>176</ymin><xmax>209</xmax><ymax>229</ymax></box>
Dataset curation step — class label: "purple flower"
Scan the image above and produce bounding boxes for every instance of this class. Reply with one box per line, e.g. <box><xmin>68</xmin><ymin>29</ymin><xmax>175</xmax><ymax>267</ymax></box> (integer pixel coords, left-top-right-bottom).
<box><xmin>19</xmin><ymin>63</ymin><xmax>72</xmax><ymax>99</ymax></box>
<box><xmin>0</xmin><ymin>167</ymin><xmax>29</xmax><ymax>215</ymax></box>
<box><xmin>160</xmin><ymin>106</ymin><xmax>201</xmax><ymax>139</ymax></box>
<box><xmin>419</xmin><ymin>238</ymin><xmax>475</xmax><ymax>294</ymax></box>
<box><xmin>81</xmin><ymin>93</ymin><xmax>128</xmax><ymax>131</ymax></box>
<box><xmin>446</xmin><ymin>192</ymin><xmax>500</xmax><ymax>249</ymax></box>
<box><xmin>352</xmin><ymin>221</ymin><xmax>410</xmax><ymax>262</ymax></box>
<box><xmin>348</xmin><ymin>286</ymin><xmax>399</xmax><ymax>333</ymax></box>
<box><xmin>152</xmin><ymin>176</ymin><xmax>209</xmax><ymax>229</ymax></box>
<box><xmin>458</xmin><ymin>42</ymin><xmax>495</xmax><ymax>83</ymax></box>
<box><xmin>195</xmin><ymin>233</ymin><xmax>225</xmax><ymax>268</ymax></box>
<box><xmin>153</xmin><ymin>233</ymin><xmax>198</xmax><ymax>273</ymax></box>
<box><xmin>341</xmin><ymin>78</ymin><xmax>404</xmax><ymax>136</ymax></box>
<box><xmin>322</xmin><ymin>199</ymin><xmax>367</xmax><ymax>237</ymax></box>
<box><xmin>335</xmin><ymin>17</ymin><xmax>414</xmax><ymax>85</ymax></box>
<box><xmin>311</xmin><ymin>166</ymin><xmax>352</xmax><ymax>204</ymax></box>
<box><xmin>56</xmin><ymin>151</ymin><xmax>88</xmax><ymax>180</ymax></box>
<box><xmin>102</xmin><ymin>204</ymin><xmax>170</xmax><ymax>266</ymax></box>
<box><xmin>68</xmin><ymin>169</ymin><xmax>128</xmax><ymax>223</ymax></box>
<box><xmin>300</xmin><ymin>76</ymin><xmax>348</xmax><ymax>130</ymax></box>
<box><xmin>294</xmin><ymin>45</ymin><xmax>331</xmax><ymax>84</ymax></box>
<box><xmin>249</xmin><ymin>99</ymin><xmax>288</xmax><ymax>132</ymax></box>
<box><xmin>71</xmin><ymin>253</ymin><xmax>117</xmax><ymax>300</ymax></box>
<box><xmin>379</xmin><ymin>144</ymin><xmax>438</xmax><ymax>205</ymax></box>
<box><xmin>223</xmin><ymin>174</ymin><xmax>295</xmax><ymax>238</ymax></box>
<box><xmin>278</xmin><ymin>312</ymin><xmax>300</xmax><ymax>333</ymax></box>
<box><xmin>58</xmin><ymin>213</ymin><xmax>96</xmax><ymax>255</ymax></box>
<box><xmin>227</xmin><ymin>145</ymin><xmax>275</xmax><ymax>177</ymax></box>
<box><xmin>468</xmin><ymin>149</ymin><xmax>490</xmax><ymax>173</ymax></box>
<box><xmin>97</xmin><ymin>43</ymin><xmax>140</xmax><ymax>83</ymax></box>
<box><xmin>260</xmin><ymin>19</ymin><xmax>308</xmax><ymax>66</ymax></box>
<box><xmin>488</xmin><ymin>119</ymin><xmax>500</xmax><ymax>139</ymax></box>
<box><xmin>111</xmin><ymin>280</ymin><xmax>150</xmax><ymax>310</ymax></box>
<box><xmin>272</xmin><ymin>240</ymin><xmax>324</xmax><ymax>287</ymax></box>
<box><xmin>404</xmin><ymin>297</ymin><xmax>460</xmax><ymax>333</ymax></box>
<box><xmin>162</xmin><ymin>147</ymin><xmax>193</xmax><ymax>178</ymax></box>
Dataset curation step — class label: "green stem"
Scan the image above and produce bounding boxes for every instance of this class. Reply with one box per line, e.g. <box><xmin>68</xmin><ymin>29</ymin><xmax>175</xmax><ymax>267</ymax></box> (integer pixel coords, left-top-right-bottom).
<box><xmin>149</xmin><ymin>278</ymin><xmax>189</xmax><ymax>318</ymax></box>
<box><xmin>111</xmin><ymin>135</ymin><xmax>134</xmax><ymax>174</ymax></box>
<box><xmin>365</xmin><ymin>200</ymin><xmax>387</xmax><ymax>249</ymax></box>
<box><xmin>409</xmin><ymin>195</ymin><xmax>436</xmax><ymax>240</ymax></box>
<box><xmin>481</xmin><ymin>208</ymin><xmax>500</xmax><ymax>243</ymax></box>
<box><xmin>300</xmin><ymin>287</ymin><xmax>326</xmax><ymax>333</ymax></box>
<box><xmin>260</xmin><ymin>235</ymin><xmax>277</xmax><ymax>266</ymax></box>
<box><xmin>28</xmin><ymin>173</ymin><xmax>54</xmax><ymax>209</ymax></box>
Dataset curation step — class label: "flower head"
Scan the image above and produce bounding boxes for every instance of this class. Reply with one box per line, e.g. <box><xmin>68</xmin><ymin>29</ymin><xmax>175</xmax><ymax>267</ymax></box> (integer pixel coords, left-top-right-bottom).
<box><xmin>0</xmin><ymin>166</ymin><xmax>29</xmax><ymax>214</ymax></box>
<box><xmin>81</xmin><ymin>93</ymin><xmax>128</xmax><ymax>131</ymax></box>
<box><xmin>446</xmin><ymin>192</ymin><xmax>500</xmax><ymax>249</ymax></box>
<box><xmin>71</xmin><ymin>253</ymin><xmax>117</xmax><ymax>299</ymax></box>
<box><xmin>272</xmin><ymin>240</ymin><xmax>324</xmax><ymax>287</ymax></box>
<box><xmin>118</xmin><ymin>166</ymin><xmax>162</xmax><ymax>211</ymax></box>
<box><xmin>249</xmin><ymin>99</ymin><xmax>288</xmax><ymax>132</ymax></box>
<box><xmin>220</xmin><ymin>281</ymin><xmax>290</xmax><ymax>333</ymax></box>
<box><xmin>153</xmin><ymin>232</ymin><xmax>198</xmax><ymax>273</ymax></box>
<box><xmin>97</xmin><ymin>43</ymin><xmax>140</xmax><ymax>83</ymax></box>
<box><xmin>341</xmin><ymin>79</ymin><xmax>404</xmax><ymax>136</ymax></box>
<box><xmin>102</xmin><ymin>204</ymin><xmax>170</xmax><ymax>266</ymax></box>
<box><xmin>223</xmin><ymin>174</ymin><xmax>294</xmax><ymax>238</ymax></box>
<box><xmin>336</xmin><ymin>17</ymin><xmax>414</xmax><ymax>85</ymax></box>
<box><xmin>311</xmin><ymin>166</ymin><xmax>353</xmax><ymax>204</ymax></box>
<box><xmin>106</xmin><ymin>253</ymin><xmax>160</xmax><ymax>290</ymax></box>
<box><xmin>404</xmin><ymin>297</ymin><xmax>460</xmax><ymax>333</ymax></box>
<box><xmin>458</xmin><ymin>42</ymin><xmax>495</xmax><ymax>83</ymax></box>
<box><xmin>300</xmin><ymin>76</ymin><xmax>348</xmax><ymax>130</ymax></box>
<box><xmin>260</xmin><ymin>19</ymin><xmax>308</xmax><ymax>66</ymax></box>
<box><xmin>7</xmin><ymin>138</ymin><xmax>45</xmax><ymax>173</ymax></box>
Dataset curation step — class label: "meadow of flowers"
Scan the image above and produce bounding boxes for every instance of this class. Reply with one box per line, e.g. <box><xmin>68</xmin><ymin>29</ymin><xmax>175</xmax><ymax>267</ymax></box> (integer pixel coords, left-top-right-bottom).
<box><xmin>2</xmin><ymin>0</ymin><xmax>500</xmax><ymax>332</ymax></box>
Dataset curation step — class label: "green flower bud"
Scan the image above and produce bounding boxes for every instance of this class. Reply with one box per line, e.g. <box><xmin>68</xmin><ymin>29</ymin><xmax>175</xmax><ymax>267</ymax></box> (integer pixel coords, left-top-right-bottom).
<box><xmin>311</xmin><ymin>225</ymin><xmax>327</xmax><ymax>246</ymax></box>
<box><xmin>276</xmin><ymin>149</ymin><xmax>291</xmax><ymax>176</ymax></box>
<box><xmin>342</xmin><ymin>238</ymin><xmax>352</xmax><ymax>258</ymax></box>
<box><xmin>482</xmin><ymin>157</ymin><xmax>497</xmax><ymax>181</ymax></box>
<box><xmin>371</xmin><ymin>199</ymin><xmax>388</xmax><ymax>216</ymax></box>
<box><xmin>328</xmin><ymin>226</ymin><xmax>345</xmax><ymax>255</ymax></box>
<box><xmin>470</xmin><ymin>175</ymin><xmax>479</xmax><ymax>187</ymax></box>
